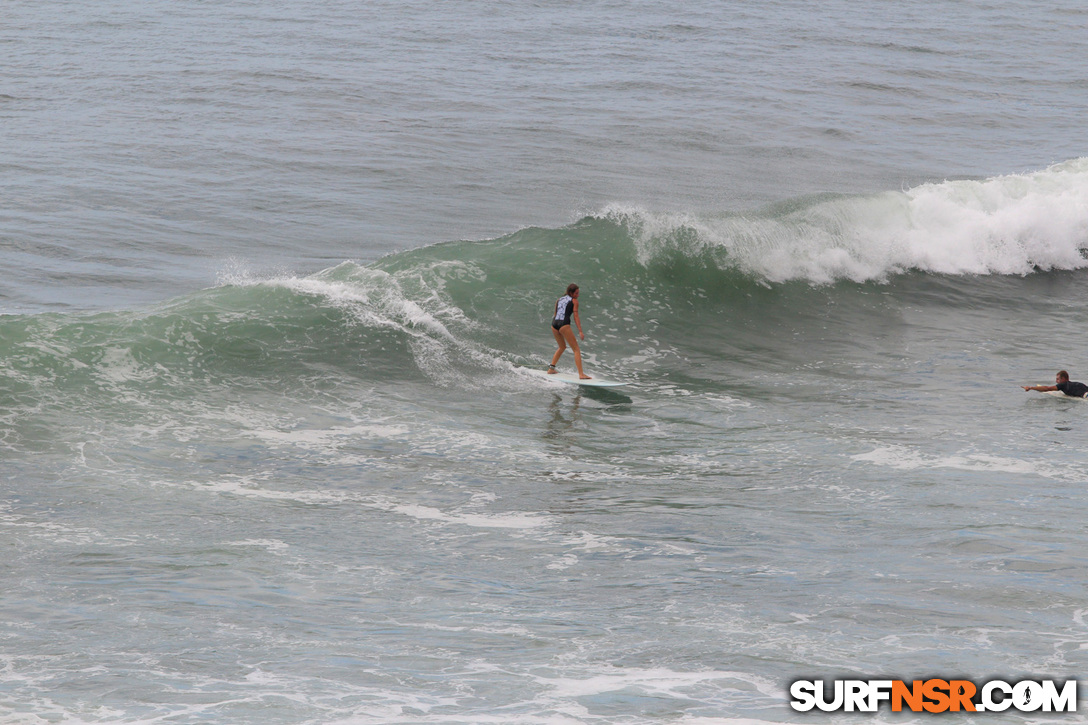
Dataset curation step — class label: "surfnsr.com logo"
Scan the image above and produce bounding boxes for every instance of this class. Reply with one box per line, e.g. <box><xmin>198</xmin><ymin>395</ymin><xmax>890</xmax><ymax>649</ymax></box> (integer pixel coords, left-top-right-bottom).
<box><xmin>789</xmin><ymin>679</ymin><xmax>1077</xmax><ymax>713</ymax></box>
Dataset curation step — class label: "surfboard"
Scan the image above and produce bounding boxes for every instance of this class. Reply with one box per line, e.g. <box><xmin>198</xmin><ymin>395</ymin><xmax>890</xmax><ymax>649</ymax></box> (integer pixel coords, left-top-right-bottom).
<box><xmin>1041</xmin><ymin>389</ymin><xmax>1088</xmax><ymax>401</ymax></box>
<box><xmin>528</xmin><ymin>368</ymin><xmax>628</xmax><ymax>388</ymax></box>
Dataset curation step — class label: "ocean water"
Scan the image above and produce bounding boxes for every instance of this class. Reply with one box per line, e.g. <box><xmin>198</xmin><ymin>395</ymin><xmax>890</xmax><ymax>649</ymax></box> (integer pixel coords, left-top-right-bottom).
<box><xmin>3</xmin><ymin>1</ymin><xmax>1088</xmax><ymax>723</ymax></box>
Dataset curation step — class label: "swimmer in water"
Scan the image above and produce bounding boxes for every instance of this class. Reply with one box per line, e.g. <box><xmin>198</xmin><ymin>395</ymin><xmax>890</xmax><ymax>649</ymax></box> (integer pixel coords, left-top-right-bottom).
<box><xmin>1023</xmin><ymin>370</ymin><xmax>1088</xmax><ymax>398</ymax></box>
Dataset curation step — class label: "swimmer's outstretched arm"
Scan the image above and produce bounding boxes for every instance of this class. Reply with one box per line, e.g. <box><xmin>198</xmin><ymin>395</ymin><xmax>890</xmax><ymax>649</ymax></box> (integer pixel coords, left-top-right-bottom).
<box><xmin>1023</xmin><ymin>384</ymin><xmax>1058</xmax><ymax>392</ymax></box>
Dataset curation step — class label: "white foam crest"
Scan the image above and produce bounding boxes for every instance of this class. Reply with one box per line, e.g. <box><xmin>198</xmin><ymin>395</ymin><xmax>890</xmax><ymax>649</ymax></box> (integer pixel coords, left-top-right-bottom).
<box><xmin>852</xmin><ymin>444</ymin><xmax>1088</xmax><ymax>482</ymax></box>
<box><xmin>611</xmin><ymin>158</ymin><xmax>1088</xmax><ymax>283</ymax></box>
<box><xmin>545</xmin><ymin>531</ymin><xmax>637</xmax><ymax>570</ymax></box>
<box><xmin>216</xmin><ymin>261</ymin><xmax>467</xmax><ymax>342</ymax></box>
<box><xmin>189</xmin><ymin>474</ymin><xmax>355</xmax><ymax>505</ymax></box>
<box><xmin>246</xmin><ymin>423</ymin><xmax>410</xmax><ymax>452</ymax></box>
<box><xmin>218</xmin><ymin>261</ymin><xmax>520</xmax><ymax>389</ymax></box>
<box><xmin>179</xmin><ymin>475</ymin><xmax>553</xmax><ymax>530</ymax></box>
<box><xmin>317</xmin><ymin>665</ymin><xmax>790</xmax><ymax>725</ymax></box>
<box><xmin>325</xmin><ymin>712</ymin><xmax>783</xmax><ymax>725</ymax></box>
<box><xmin>364</xmin><ymin>496</ymin><xmax>553</xmax><ymax>530</ymax></box>
<box><xmin>224</xmin><ymin>538</ymin><xmax>290</xmax><ymax>554</ymax></box>
<box><xmin>92</xmin><ymin>346</ymin><xmax>157</xmax><ymax>385</ymax></box>
<box><xmin>534</xmin><ymin>667</ymin><xmax>783</xmax><ymax>707</ymax></box>
<box><xmin>284</xmin><ymin>267</ymin><xmax>463</xmax><ymax>341</ymax></box>
<box><xmin>0</xmin><ymin>505</ymin><xmax>107</xmax><ymax>547</ymax></box>
<box><xmin>230</xmin><ymin>261</ymin><xmax>530</xmax><ymax>389</ymax></box>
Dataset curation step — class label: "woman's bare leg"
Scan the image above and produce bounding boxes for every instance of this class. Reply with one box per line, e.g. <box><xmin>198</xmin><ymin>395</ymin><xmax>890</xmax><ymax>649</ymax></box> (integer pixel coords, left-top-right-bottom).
<box><xmin>560</xmin><ymin>325</ymin><xmax>590</xmax><ymax>379</ymax></box>
<box><xmin>548</xmin><ymin>326</ymin><xmax>565</xmax><ymax>372</ymax></box>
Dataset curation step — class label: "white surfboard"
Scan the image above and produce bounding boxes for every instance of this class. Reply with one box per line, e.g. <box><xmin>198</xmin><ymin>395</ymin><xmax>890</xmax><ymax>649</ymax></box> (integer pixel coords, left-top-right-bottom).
<box><xmin>1041</xmin><ymin>389</ymin><xmax>1088</xmax><ymax>400</ymax></box>
<box><xmin>528</xmin><ymin>368</ymin><xmax>628</xmax><ymax>388</ymax></box>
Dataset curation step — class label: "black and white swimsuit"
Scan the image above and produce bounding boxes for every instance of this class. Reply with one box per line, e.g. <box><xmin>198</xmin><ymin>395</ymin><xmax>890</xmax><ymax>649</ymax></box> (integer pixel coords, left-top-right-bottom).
<box><xmin>552</xmin><ymin>295</ymin><xmax>573</xmax><ymax>330</ymax></box>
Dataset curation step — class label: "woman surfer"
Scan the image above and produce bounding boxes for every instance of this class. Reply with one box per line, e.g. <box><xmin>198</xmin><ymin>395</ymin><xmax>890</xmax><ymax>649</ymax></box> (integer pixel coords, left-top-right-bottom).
<box><xmin>548</xmin><ymin>283</ymin><xmax>590</xmax><ymax>379</ymax></box>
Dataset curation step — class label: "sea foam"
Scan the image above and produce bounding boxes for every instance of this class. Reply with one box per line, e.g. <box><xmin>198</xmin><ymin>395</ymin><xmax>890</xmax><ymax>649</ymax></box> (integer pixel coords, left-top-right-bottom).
<box><xmin>612</xmin><ymin>158</ymin><xmax>1088</xmax><ymax>283</ymax></box>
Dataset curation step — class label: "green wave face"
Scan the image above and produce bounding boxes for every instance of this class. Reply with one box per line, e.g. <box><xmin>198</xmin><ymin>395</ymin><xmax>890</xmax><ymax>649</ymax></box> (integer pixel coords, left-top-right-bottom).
<box><xmin>5</xmin><ymin>159</ymin><xmax>1088</xmax><ymax>457</ymax></box>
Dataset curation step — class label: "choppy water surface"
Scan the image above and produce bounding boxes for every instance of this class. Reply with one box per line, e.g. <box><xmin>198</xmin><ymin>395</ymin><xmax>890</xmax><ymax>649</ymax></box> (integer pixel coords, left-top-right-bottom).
<box><xmin>3</xmin><ymin>1</ymin><xmax>1088</xmax><ymax>723</ymax></box>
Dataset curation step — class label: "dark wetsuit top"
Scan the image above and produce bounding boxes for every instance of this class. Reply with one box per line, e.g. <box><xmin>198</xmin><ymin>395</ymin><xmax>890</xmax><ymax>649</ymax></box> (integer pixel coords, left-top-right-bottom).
<box><xmin>1056</xmin><ymin>380</ymin><xmax>1088</xmax><ymax>398</ymax></box>
<box><xmin>552</xmin><ymin>295</ymin><xmax>573</xmax><ymax>330</ymax></box>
